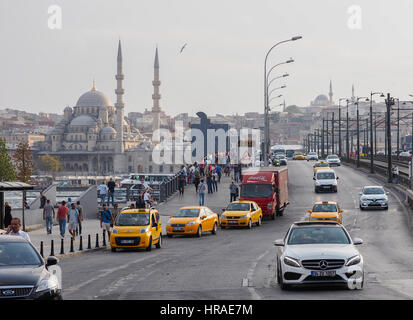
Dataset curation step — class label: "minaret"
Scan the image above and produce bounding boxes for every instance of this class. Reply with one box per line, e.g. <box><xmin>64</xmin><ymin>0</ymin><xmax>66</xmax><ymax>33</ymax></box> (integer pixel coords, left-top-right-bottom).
<box><xmin>115</xmin><ymin>39</ymin><xmax>125</xmax><ymax>153</ymax></box>
<box><xmin>152</xmin><ymin>46</ymin><xmax>161</xmax><ymax>133</ymax></box>
<box><xmin>329</xmin><ymin>79</ymin><xmax>333</xmax><ymax>107</ymax></box>
<box><xmin>351</xmin><ymin>84</ymin><xmax>355</xmax><ymax>102</ymax></box>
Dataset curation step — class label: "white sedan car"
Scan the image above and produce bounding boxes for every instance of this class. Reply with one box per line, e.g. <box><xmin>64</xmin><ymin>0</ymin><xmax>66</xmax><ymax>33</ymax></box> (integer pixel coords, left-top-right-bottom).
<box><xmin>359</xmin><ymin>186</ymin><xmax>389</xmax><ymax>210</ymax></box>
<box><xmin>326</xmin><ymin>154</ymin><xmax>341</xmax><ymax>166</ymax></box>
<box><xmin>275</xmin><ymin>222</ymin><xmax>364</xmax><ymax>290</ymax></box>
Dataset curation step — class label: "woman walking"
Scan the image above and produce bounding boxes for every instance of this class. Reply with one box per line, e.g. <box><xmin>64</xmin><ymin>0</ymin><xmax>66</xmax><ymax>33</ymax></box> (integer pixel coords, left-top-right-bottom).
<box><xmin>4</xmin><ymin>202</ymin><xmax>12</xmax><ymax>229</ymax></box>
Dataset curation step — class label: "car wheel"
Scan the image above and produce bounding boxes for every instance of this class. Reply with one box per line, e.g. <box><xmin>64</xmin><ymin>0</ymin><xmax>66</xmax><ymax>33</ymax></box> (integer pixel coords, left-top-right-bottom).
<box><xmin>278</xmin><ymin>263</ymin><xmax>290</xmax><ymax>290</ymax></box>
<box><xmin>315</xmin><ymin>188</ymin><xmax>318</xmax><ymax>193</ymax></box>
<box><xmin>196</xmin><ymin>226</ymin><xmax>202</xmax><ymax>237</ymax></box>
<box><xmin>111</xmin><ymin>247</ymin><xmax>116</xmax><ymax>252</ymax></box>
<box><xmin>167</xmin><ymin>234</ymin><xmax>173</xmax><ymax>238</ymax></box>
<box><xmin>146</xmin><ymin>237</ymin><xmax>152</xmax><ymax>251</ymax></box>
<box><xmin>247</xmin><ymin>219</ymin><xmax>252</xmax><ymax>229</ymax></box>
<box><xmin>271</xmin><ymin>213</ymin><xmax>275</xmax><ymax>220</ymax></box>
<box><xmin>212</xmin><ymin>223</ymin><xmax>217</xmax><ymax>234</ymax></box>
<box><xmin>155</xmin><ymin>235</ymin><xmax>162</xmax><ymax>249</ymax></box>
<box><xmin>257</xmin><ymin>216</ymin><xmax>262</xmax><ymax>226</ymax></box>
<box><xmin>384</xmin><ymin>206</ymin><xmax>389</xmax><ymax>211</ymax></box>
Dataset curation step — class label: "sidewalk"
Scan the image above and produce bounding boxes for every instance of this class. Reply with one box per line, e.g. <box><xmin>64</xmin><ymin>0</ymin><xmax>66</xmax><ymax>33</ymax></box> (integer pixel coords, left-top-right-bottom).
<box><xmin>28</xmin><ymin>176</ymin><xmax>235</xmax><ymax>257</ymax></box>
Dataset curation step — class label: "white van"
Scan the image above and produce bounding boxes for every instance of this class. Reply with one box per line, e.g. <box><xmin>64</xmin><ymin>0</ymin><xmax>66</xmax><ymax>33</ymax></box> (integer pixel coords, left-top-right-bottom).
<box><xmin>314</xmin><ymin>169</ymin><xmax>338</xmax><ymax>193</ymax></box>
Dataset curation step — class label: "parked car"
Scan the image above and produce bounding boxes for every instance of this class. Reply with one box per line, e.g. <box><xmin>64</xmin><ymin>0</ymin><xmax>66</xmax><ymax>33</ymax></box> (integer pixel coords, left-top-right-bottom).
<box><xmin>359</xmin><ymin>186</ymin><xmax>389</xmax><ymax>210</ymax></box>
<box><xmin>274</xmin><ymin>221</ymin><xmax>364</xmax><ymax>290</ymax></box>
<box><xmin>0</xmin><ymin>235</ymin><xmax>62</xmax><ymax>300</ymax></box>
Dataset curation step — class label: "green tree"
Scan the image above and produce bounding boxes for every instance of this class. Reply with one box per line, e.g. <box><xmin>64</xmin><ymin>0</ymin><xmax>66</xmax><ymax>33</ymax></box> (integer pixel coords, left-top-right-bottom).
<box><xmin>0</xmin><ymin>138</ymin><xmax>16</xmax><ymax>181</ymax></box>
<box><xmin>13</xmin><ymin>141</ymin><xmax>34</xmax><ymax>183</ymax></box>
<box><xmin>285</xmin><ymin>105</ymin><xmax>303</xmax><ymax>114</ymax></box>
<box><xmin>38</xmin><ymin>154</ymin><xmax>62</xmax><ymax>176</ymax></box>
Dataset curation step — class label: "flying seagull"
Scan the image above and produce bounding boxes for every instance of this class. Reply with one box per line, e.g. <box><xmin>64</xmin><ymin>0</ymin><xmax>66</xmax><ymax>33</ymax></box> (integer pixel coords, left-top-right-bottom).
<box><xmin>180</xmin><ymin>43</ymin><xmax>187</xmax><ymax>53</ymax></box>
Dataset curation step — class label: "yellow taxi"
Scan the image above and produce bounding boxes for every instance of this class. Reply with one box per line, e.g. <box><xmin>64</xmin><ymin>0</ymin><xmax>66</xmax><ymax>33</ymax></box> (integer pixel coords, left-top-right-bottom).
<box><xmin>110</xmin><ymin>208</ymin><xmax>162</xmax><ymax>252</ymax></box>
<box><xmin>220</xmin><ymin>200</ymin><xmax>263</xmax><ymax>229</ymax></box>
<box><xmin>313</xmin><ymin>161</ymin><xmax>330</xmax><ymax>175</ymax></box>
<box><xmin>293</xmin><ymin>152</ymin><xmax>307</xmax><ymax>160</ymax></box>
<box><xmin>307</xmin><ymin>201</ymin><xmax>343</xmax><ymax>223</ymax></box>
<box><xmin>166</xmin><ymin>206</ymin><xmax>219</xmax><ymax>237</ymax></box>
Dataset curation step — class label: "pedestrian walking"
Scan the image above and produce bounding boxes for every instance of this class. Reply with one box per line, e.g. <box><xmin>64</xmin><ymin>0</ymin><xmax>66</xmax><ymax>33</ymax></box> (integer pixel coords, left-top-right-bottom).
<box><xmin>215</xmin><ymin>165</ymin><xmax>222</xmax><ymax>182</ymax></box>
<box><xmin>57</xmin><ymin>201</ymin><xmax>68</xmax><ymax>238</ymax></box>
<box><xmin>212</xmin><ymin>171</ymin><xmax>218</xmax><ymax>192</ymax></box>
<box><xmin>144</xmin><ymin>188</ymin><xmax>154</xmax><ymax>209</ymax></box>
<box><xmin>230</xmin><ymin>181</ymin><xmax>238</xmax><ymax>202</ymax></box>
<box><xmin>206</xmin><ymin>172</ymin><xmax>213</xmax><ymax>194</ymax></box>
<box><xmin>39</xmin><ymin>192</ymin><xmax>47</xmax><ymax>209</ymax></box>
<box><xmin>100</xmin><ymin>204</ymin><xmax>113</xmax><ymax>238</ymax></box>
<box><xmin>178</xmin><ymin>172</ymin><xmax>185</xmax><ymax>195</ymax></box>
<box><xmin>107</xmin><ymin>178</ymin><xmax>116</xmax><ymax>206</ymax></box>
<box><xmin>198</xmin><ymin>179</ymin><xmax>206</xmax><ymax>206</ymax></box>
<box><xmin>194</xmin><ymin>171</ymin><xmax>201</xmax><ymax>193</ymax></box>
<box><xmin>112</xmin><ymin>203</ymin><xmax>120</xmax><ymax>222</ymax></box>
<box><xmin>4</xmin><ymin>202</ymin><xmax>12</xmax><ymax>229</ymax></box>
<box><xmin>98</xmin><ymin>181</ymin><xmax>108</xmax><ymax>206</ymax></box>
<box><xmin>43</xmin><ymin>199</ymin><xmax>55</xmax><ymax>234</ymax></box>
<box><xmin>67</xmin><ymin>203</ymin><xmax>79</xmax><ymax>240</ymax></box>
<box><xmin>136</xmin><ymin>191</ymin><xmax>146</xmax><ymax>209</ymax></box>
<box><xmin>76</xmin><ymin>201</ymin><xmax>84</xmax><ymax>235</ymax></box>
<box><xmin>393</xmin><ymin>165</ymin><xmax>399</xmax><ymax>184</ymax></box>
<box><xmin>5</xmin><ymin>218</ymin><xmax>30</xmax><ymax>242</ymax></box>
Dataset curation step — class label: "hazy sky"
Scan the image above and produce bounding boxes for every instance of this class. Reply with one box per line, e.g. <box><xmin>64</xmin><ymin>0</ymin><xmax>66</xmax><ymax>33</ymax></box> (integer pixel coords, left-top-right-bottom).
<box><xmin>1</xmin><ymin>0</ymin><xmax>413</xmax><ymax>117</ymax></box>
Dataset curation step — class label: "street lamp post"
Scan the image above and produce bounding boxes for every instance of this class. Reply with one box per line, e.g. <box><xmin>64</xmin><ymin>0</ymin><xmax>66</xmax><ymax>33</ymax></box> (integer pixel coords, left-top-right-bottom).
<box><xmin>331</xmin><ymin>112</ymin><xmax>335</xmax><ymax>154</ymax></box>
<box><xmin>370</xmin><ymin>92</ymin><xmax>384</xmax><ymax>173</ymax></box>
<box><xmin>385</xmin><ymin>93</ymin><xmax>395</xmax><ymax>183</ymax></box>
<box><xmin>355</xmin><ymin>97</ymin><xmax>369</xmax><ymax>167</ymax></box>
<box><xmin>263</xmin><ymin>36</ymin><xmax>302</xmax><ymax>165</ymax></box>
<box><xmin>346</xmin><ymin>99</ymin><xmax>350</xmax><ymax>161</ymax></box>
<box><xmin>338</xmin><ymin>98</ymin><xmax>347</xmax><ymax>158</ymax></box>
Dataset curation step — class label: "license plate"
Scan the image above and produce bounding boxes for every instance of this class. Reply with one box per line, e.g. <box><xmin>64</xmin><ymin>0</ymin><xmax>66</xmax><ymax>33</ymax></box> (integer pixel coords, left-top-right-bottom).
<box><xmin>323</xmin><ymin>186</ymin><xmax>330</xmax><ymax>189</ymax></box>
<box><xmin>121</xmin><ymin>240</ymin><xmax>135</xmax><ymax>244</ymax></box>
<box><xmin>173</xmin><ymin>228</ymin><xmax>184</xmax><ymax>232</ymax></box>
<box><xmin>311</xmin><ymin>271</ymin><xmax>336</xmax><ymax>277</ymax></box>
<box><xmin>228</xmin><ymin>220</ymin><xmax>238</xmax><ymax>224</ymax></box>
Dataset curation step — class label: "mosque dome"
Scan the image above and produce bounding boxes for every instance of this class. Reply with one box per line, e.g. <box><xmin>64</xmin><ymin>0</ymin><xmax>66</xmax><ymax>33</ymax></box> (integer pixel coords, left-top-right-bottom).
<box><xmin>70</xmin><ymin>115</ymin><xmax>96</xmax><ymax>126</ymax></box>
<box><xmin>100</xmin><ymin>126</ymin><xmax>116</xmax><ymax>134</ymax></box>
<box><xmin>76</xmin><ymin>87</ymin><xmax>112</xmax><ymax>108</ymax></box>
<box><xmin>312</xmin><ymin>94</ymin><xmax>329</xmax><ymax>106</ymax></box>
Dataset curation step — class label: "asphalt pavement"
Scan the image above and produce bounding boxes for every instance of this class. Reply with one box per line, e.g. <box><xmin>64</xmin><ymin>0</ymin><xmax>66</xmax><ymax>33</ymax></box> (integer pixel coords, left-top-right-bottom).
<box><xmin>58</xmin><ymin>163</ymin><xmax>413</xmax><ymax>300</ymax></box>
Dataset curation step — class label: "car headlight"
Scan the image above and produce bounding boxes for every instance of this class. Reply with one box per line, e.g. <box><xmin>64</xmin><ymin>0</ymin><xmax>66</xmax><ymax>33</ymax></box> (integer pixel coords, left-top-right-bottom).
<box><xmin>333</xmin><ymin>180</ymin><xmax>338</xmax><ymax>185</ymax></box>
<box><xmin>316</xmin><ymin>181</ymin><xmax>321</xmax><ymax>185</ymax></box>
<box><xmin>112</xmin><ymin>228</ymin><xmax>118</xmax><ymax>234</ymax></box>
<box><xmin>35</xmin><ymin>278</ymin><xmax>58</xmax><ymax>292</ymax></box>
<box><xmin>221</xmin><ymin>215</ymin><xmax>226</xmax><ymax>220</ymax></box>
<box><xmin>346</xmin><ymin>255</ymin><xmax>361</xmax><ymax>266</ymax></box>
<box><xmin>187</xmin><ymin>221</ymin><xmax>196</xmax><ymax>226</ymax></box>
<box><xmin>283</xmin><ymin>256</ymin><xmax>301</xmax><ymax>268</ymax></box>
<box><xmin>140</xmin><ymin>227</ymin><xmax>149</xmax><ymax>233</ymax></box>
<box><xmin>267</xmin><ymin>202</ymin><xmax>273</xmax><ymax>209</ymax></box>
<box><xmin>239</xmin><ymin>215</ymin><xmax>248</xmax><ymax>219</ymax></box>
<box><xmin>166</xmin><ymin>222</ymin><xmax>171</xmax><ymax>227</ymax></box>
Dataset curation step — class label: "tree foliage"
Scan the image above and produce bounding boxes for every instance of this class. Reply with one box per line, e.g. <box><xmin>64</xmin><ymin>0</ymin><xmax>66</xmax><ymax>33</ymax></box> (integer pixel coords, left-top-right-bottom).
<box><xmin>0</xmin><ymin>138</ymin><xmax>16</xmax><ymax>182</ymax></box>
<box><xmin>38</xmin><ymin>154</ymin><xmax>62</xmax><ymax>175</ymax></box>
<box><xmin>286</xmin><ymin>105</ymin><xmax>303</xmax><ymax>114</ymax></box>
<box><xmin>13</xmin><ymin>141</ymin><xmax>34</xmax><ymax>183</ymax></box>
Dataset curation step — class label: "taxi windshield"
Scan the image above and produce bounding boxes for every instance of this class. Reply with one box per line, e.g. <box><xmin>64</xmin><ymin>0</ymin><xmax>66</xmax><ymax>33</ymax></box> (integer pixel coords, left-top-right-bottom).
<box><xmin>316</xmin><ymin>163</ymin><xmax>329</xmax><ymax>167</ymax></box>
<box><xmin>312</xmin><ymin>204</ymin><xmax>337</xmax><ymax>212</ymax></box>
<box><xmin>174</xmin><ymin>209</ymin><xmax>200</xmax><ymax>217</ymax></box>
<box><xmin>116</xmin><ymin>213</ymin><xmax>150</xmax><ymax>226</ymax></box>
<box><xmin>226</xmin><ymin>203</ymin><xmax>250</xmax><ymax>211</ymax></box>
<box><xmin>288</xmin><ymin>227</ymin><xmax>350</xmax><ymax>245</ymax></box>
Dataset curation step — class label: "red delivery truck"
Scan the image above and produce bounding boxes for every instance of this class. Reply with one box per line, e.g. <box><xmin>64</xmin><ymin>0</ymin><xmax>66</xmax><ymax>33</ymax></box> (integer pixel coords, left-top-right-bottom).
<box><xmin>240</xmin><ymin>167</ymin><xmax>289</xmax><ymax>219</ymax></box>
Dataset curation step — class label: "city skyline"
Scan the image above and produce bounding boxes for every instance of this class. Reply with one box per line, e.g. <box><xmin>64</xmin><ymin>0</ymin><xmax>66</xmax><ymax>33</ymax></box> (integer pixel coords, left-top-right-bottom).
<box><xmin>1</xmin><ymin>0</ymin><xmax>413</xmax><ymax>117</ymax></box>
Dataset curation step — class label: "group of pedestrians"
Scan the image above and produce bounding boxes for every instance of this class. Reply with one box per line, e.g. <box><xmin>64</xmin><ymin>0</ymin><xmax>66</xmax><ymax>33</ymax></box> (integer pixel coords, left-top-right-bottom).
<box><xmin>56</xmin><ymin>200</ymin><xmax>84</xmax><ymax>240</ymax></box>
<box><xmin>98</xmin><ymin>178</ymin><xmax>117</xmax><ymax>206</ymax></box>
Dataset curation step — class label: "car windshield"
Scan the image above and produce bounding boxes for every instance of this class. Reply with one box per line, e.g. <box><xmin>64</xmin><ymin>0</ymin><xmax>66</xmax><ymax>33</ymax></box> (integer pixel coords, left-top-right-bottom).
<box><xmin>327</xmin><ymin>155</ymin><xmax>338</xmax><ymax>159</ymax></box>
<box><xmin>276</xmin><ymin>155</ymin><xmax>285</xmax><ymax>159</ymax></box>
<box><xmin>174</xmin><ymin>209</ymin><xmax>200</xmax><ymax>217</ymax></box>
<box><xmin>288</xmin><ymin>226</ymin><xmax>350</xmax><ymax>245</ymax></box>
<box><xmin>241</xmin><ymin>184</ymin><xmax>272</xmax><ymax>198</ymax></box>
<box><xmin>116</xmin><ymin>213</ymin><xmax>150</xmax><ymax>226</ymax></box>
<box><xmin>226</xmin><ymin>203</ymin><xmax>250</xmax><ymax>211</ymax></box>
<box><xmin>363</xmin><ymin>187</ymin><xmax>385</xmax><ymax>195</ymax></box>
<box><xmin>312</xmin><ymin>204</ymin><xmax>338</xmax><ymax>212</ymax></box>
<box><xmin>295</xmin><ymin>152</ymin><xmax>302</xmax><ymax>155</ymax></box>
<box><xmin>0</xmin><ymin>242</ymin><xmax>42</xmax><ymax>266</ymax></box>
<box><xmin>308</xmin><ymin>152</ymin><xmax>316</xmax><ymax>155</ymax></box>
<box><xmin>316</xmin><ymin>163</ymin><xmax>329</xmax><ymax>167</ymax></box>
<box><xmin>317</xmin><ymin>172</ymin><xmax>335</xmax><ymax>179</ymax></box>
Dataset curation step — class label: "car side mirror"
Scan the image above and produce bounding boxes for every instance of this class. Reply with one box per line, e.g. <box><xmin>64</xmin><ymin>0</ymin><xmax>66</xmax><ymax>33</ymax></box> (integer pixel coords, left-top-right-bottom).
<box><xmin>222</xmin><ymin>208</ymin><xmax>226</xmax><ymax>212</ymax></box>
<box><xmin>46</xmin><ymin>256</ymin><xmax>58</xmax><ymax>267</ymax></box>
<box><xmin>339</xmin><ymin>209</ymin><xmax>343</xmax><ymax>213</ymax></box>
<box><xmin>336</xmin><ymin>177</ymin><xmax>339</xmax><ymax>180</ymax></box>
<box><xmin>307</xmin><ymin>209</ymin><xmax>311</xmax><ymax>213</ymax></box>
<box><xmin>313</xmin><ymin>177</ymin><xmax>316</xmax><ymax>180</ymax></box>
<box><xmin>274</xmin><ymin>239</ymin><xmax>285</xmax><ymax>246</ymax></box>
<box><xmin>201</xmin><ymin>215</ymin><xmax>206</xmax><ymax>220</ymax></box>
<box><xmin>386</xmin><ymin>192</ymin><xmax>389</xmax><ymax>195</ymax></box>
<box><xmin>353</xmin><ymin>238</ymin><xmax>363</xmax><ymax>245</ymax></box>
<box><xmin>359</xmin><ymin>192</ymin><xmax>362</xmax><ymax>195</ymax></box>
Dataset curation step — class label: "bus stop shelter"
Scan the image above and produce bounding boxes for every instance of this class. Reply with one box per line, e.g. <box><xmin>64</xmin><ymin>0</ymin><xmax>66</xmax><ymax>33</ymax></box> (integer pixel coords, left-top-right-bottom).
<box><xmin>0</xmin><ymin>182</ymin><xmax>34</xmax><ymax>229</ymax></box>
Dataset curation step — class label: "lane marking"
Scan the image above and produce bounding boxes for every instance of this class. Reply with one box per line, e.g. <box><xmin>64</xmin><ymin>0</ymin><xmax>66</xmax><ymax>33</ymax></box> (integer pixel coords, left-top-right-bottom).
<box><xmin>243</xmin><ymin>250</ymin><xmax>269</xmax><ymax>300</ymax></box>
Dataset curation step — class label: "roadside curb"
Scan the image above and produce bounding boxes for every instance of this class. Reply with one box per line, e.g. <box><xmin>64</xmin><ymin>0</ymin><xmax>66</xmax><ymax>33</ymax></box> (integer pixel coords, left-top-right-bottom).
<box><xmin>51</xmin><ymin>246</ymin><xmax>108</xmax><ymax>259</ymax></box>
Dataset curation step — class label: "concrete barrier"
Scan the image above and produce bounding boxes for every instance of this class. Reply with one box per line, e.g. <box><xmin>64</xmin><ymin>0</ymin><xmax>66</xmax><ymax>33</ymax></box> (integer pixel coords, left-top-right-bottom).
<box><xmin>29</xmin><ymin>184</ymin><xmax>57</xmax><ymax>208</ymax></box>
<box><xmin>75</xmin><ymin>185</ymin><xmax>97</xmax><ymax>220</ymax></box>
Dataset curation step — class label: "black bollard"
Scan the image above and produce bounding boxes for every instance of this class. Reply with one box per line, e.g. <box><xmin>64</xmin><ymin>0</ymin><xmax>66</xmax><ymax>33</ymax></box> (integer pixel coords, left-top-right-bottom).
<box><xmin>60</xmin><ymin>238</ymin><xmax>64</xmax><ymax>255</ymax></box>
<box><xmin>87</xmin><ymin>234</ymin><xmax>91</xmax><ymax>249</ymax></box>
<box><xmin>79</xmin><ymin>236</ymin><xmax>83</xmax><ymax>251</ymax></box>
<box><xmin>50</xmin><ymin>239</ymin><xmax>54</xmax><ymax>256</ymax></box>
<box><xmin>95</xmin><ymin>233</ymin><xmax>99</xmax><ymax>248</ymax></box>
<box><xmin>40</xmin><ymin>241</ymin><xmax>44</xmax><ymax>258</ymax></box>
<box><xmin>70</xmin><ymin>237</ymin><xmax>74</xmax><ymax>253</ymax></box>
<box><xmin>102</xmin><ymin>230</ymin><xmax>106</xmax><ymax>246</ymax></box>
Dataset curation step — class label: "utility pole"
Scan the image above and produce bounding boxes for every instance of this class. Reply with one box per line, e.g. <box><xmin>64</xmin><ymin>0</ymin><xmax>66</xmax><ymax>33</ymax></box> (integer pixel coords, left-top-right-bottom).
<box><xmin>326</xmin><ymin>115</ymin><xmax>329</xmax><ymax>156</ymax></box>
<box><xmin>322</xmin><ymin>118</ymin><xmax>325</xmax><ymax>159</ymax></box>
<box><xmin>397</xmin><ymin>100</ymin><xmax>400</xmax><ymax>159</ymax></box>
<box><xmin>338</xmin><ymin>105</ymin><xmax>342</xmax><ymax>157</ymax></box>
<box><xmin>374</xmin><ymin>114</ymin><xmax>377</xmax><ymax>156</ymax></box>
<box><xmin>356</xmin><ymin>101</ymin><xmax>360</xmax><ymax>167</ymax></box>
<box><xmin>332</xmin><ymin>112</ymin><xmax>335</xmax><ymax>154</ymax></box>
<box><xmin>386</xmin><ymin>93</ymin><xmax>395</xmax><ymax>183</ymax></box>
<box><xmin>346</xmin><ymin>100</ymin><xmax>350</xmax><ymax>161</ymax></box>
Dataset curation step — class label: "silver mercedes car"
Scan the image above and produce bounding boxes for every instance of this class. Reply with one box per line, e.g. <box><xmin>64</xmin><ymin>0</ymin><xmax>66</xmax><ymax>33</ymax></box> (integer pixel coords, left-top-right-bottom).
<box><xmin>274</xmin><ymin>222</ymin><xmax>364</xmax><ymax>290</ymax></box>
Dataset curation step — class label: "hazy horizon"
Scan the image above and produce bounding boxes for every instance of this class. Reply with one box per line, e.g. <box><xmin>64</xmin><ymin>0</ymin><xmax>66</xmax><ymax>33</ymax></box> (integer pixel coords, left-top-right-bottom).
<box><xmin>1</xmin><ymin>0</ymin><xmax>413</xmax><ymax>117</ymax></box>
